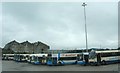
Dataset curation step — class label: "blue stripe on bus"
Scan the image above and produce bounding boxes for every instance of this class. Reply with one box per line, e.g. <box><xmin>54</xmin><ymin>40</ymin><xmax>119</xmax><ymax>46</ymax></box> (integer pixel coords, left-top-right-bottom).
<box><xmin>77</xmin><ymin>61</ymin><xmax>86</xmax><ymax>65</ymax></box>
<box><xmin>47</xmin><ymin>61</ymin><xmax>53</xmax><ymax>65</ymax></box>
<box><xmin>105</xmin><ymin>60</ymin><xmax>120</xmax><ymax>64</ymax></box>
<box><xmin>77</xmin><ymin>60</ymin><xmax>120</xmax><ymax>65</ymax></box>
<box><xmin>63</xmin><ymin>62</ymin><xmax>77</xmax><ymax>64</ymax></box>
<box><xmin>34</xmin><ymin>62</ymin><xmax>40</xmax><ymax>65</ymax></box>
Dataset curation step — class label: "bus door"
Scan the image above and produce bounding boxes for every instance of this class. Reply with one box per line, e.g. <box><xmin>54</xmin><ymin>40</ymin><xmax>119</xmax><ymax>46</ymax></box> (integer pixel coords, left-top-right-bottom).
<box><xmin>53</xmin><ymin>57</ymin><xmax>57</xmax><ymax>65</ymax></box>
<box><xmin>97</xmin><ymin>53</ymin><xmax>101</xmax><ymax>64</ymax></box>
<box><xmin>84</xmin><ymin>54</ymin><xmax>89</xmax><ymax>64</ymax></box>
<box><xmin>42</xmin><ymin>55</ymin><xmax>46</xmax><ymax>64</ymax></box>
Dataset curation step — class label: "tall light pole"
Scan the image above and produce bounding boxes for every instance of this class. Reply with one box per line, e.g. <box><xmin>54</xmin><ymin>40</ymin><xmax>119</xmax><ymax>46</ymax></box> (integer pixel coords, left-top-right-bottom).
<box><xmin>82</xmin><ymin>3</ymin><xmax>88</xmax><ymax>52</ymax></box>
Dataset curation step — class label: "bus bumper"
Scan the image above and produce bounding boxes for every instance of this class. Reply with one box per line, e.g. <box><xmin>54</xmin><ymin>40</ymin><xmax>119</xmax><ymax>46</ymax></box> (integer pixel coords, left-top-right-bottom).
<box><xmin>77</xmin><ymin>61</ymin><xmax>86</xmax><ymax>65</ymax></box>
<box><xmin>47</xmin><ymin>61</ymin><xmax>53</xmax><ymax>66</ymax></box>
<box><xmin>34</xmin><ymin>62</ymin><xmax>40</xmax><ymax>65</ymax></box>
<box><xmin>57</xmin><ymin>61</ymin><xmax>76</xmax><ymax>65</ymax></box>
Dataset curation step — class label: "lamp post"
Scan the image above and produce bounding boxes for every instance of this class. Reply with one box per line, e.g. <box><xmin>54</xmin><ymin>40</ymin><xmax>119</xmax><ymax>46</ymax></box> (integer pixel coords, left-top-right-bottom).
<box><xmin>82</xmin><ymin>3</ymin><xmax>88</xmax><ymax>52</ymax></box>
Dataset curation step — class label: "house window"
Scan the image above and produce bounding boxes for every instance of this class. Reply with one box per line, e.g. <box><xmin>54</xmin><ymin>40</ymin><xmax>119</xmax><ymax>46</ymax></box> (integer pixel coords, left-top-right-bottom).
<box><xmin>41</xmin><ymin>49</ymin><xmax>44</xmax><ymax>53</ymax></box>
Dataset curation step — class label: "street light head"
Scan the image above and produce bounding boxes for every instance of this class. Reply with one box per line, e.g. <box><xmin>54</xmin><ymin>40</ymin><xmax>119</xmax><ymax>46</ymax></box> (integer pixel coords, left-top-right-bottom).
<box><xmin>82</xmin><ymin>2</ymin><xmax>87</xmax><ymax>7</ymax></box>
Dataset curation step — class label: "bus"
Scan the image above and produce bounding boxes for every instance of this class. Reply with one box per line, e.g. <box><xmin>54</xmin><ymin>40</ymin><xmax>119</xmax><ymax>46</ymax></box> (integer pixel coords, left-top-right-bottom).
<box><xmin>77</xmin><ymin>50</ymin><xmax>120</xmax><ymax>66</ymax></box>
<box><xmin>46</xmin><ymin>53</ymin><xmax>80</xmax><ymax>66</ymax></box>
<box><xmin>2</xmin><ymin>54</ymin><xmax>14</xmax><ymax>60</ymax></box>
<box><xmin>14</xmin><ymin>54</ymin><xmax>30</xmax><ymax>62</ymax></box>
<box><xmin>27</xmin><ymin>54</ymin><xmax>33</xmax><ymax>63</ymax></box>
<box><xmin>28</xmin><ymin>54</ymin><xmax>47</xmax><ymax>65</ymax></box>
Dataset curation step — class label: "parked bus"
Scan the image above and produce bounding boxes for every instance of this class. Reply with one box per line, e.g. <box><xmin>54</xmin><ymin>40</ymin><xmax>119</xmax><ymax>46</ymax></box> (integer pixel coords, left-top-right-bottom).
<box><xmin>14</xmin><ymin>54</ymin><xmax>30</xmax><ymax>62</ymax></box>
<box><xmin>77</xmin><ymin>50</ymin><xmax>120</xmax><ymax>66</ymax></box>
<box><xmin>46</xmin><ymin>53</ymin><xmax>80</xmax><ymax>66</ymax></box>
<box><xmin>2</xmin><ymin>54</ymin><xmax>14</xmax><ymax>60</ymax></box>
<box><xmin>27</xmin><ymin>54</ymin><xmax>33</xmax><ymax>63</ymax></box>
<box><xmin>28</xmin><ymin>54</ymin><xmax>47</xmax><ymax>65</ymax></box>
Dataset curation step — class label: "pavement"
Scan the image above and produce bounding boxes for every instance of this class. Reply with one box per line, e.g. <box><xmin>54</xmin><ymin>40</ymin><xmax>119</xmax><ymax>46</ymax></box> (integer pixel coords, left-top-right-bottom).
<box><xmin>2</xmin><ymin>60</ymin><xmax>119</xmax><ymax>71</ymax></box>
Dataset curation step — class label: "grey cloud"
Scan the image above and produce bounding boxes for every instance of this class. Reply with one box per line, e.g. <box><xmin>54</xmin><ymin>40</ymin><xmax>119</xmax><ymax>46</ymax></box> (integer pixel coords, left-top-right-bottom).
<box><xmin>2</xmin><ymin>2</ymin><xmax>118</xmax><ymax>49</ymax></box>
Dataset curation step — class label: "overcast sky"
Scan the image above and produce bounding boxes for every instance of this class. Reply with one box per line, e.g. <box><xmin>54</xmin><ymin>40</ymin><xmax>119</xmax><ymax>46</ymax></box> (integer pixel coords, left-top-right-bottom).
<box><xmin>1</xmin><ymin>2</ymin><xmax>118</xmax><ymax>49</ymax></box>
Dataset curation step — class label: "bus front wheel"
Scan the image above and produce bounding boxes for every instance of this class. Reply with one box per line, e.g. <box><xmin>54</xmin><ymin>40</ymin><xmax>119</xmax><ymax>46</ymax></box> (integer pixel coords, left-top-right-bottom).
<box><xmin>102</xmin><ymin>60</ymin><xmax>106</xmax><ymax>65</ymax></box>
<box><xmin>75</xmin><ymin>61</ymin><xmax>77</xmax><ymax>64</ymax></box>
<box><xmin>58</xmin><ymin>62</ymin><xmax>62</xmax><ymax>65</ymax></box>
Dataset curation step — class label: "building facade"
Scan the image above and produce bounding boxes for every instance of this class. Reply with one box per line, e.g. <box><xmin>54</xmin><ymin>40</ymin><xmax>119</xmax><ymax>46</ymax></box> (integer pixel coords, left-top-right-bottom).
<box><xmin>2</xmin><ymin>40</ymin><xmax>50</xmax><ymax>54</ymax></box>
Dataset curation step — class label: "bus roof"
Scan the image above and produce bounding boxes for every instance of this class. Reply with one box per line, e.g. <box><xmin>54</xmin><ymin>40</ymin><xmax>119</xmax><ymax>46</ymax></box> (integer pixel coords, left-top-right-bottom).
<box><xmin>83</xmin><ymin>52</ymin><xmax>89</xmax><ymax>55</ymax></box>
<box><xmin>29</xmin><ymin>54</ymin><xmax>47</xmax><ymax>57</ymax></box>
<box><xmin>60</xmin><ymin>53</ymin><xmax>79</xmax><ymax>57</ymax></box>
<box><xmin>51</xmin><ymin>53</ymin><xmax>80</xmax><ymax>57</ymax></box>
<box><xmin>96</xmin><ymin>50</ymin><xmax>120</xmax><ymax>53</ymax></box>
<box><xmin>3</xmin><ymin>54</ymin><xmax>14</xmax><ymax>55</ymax></box>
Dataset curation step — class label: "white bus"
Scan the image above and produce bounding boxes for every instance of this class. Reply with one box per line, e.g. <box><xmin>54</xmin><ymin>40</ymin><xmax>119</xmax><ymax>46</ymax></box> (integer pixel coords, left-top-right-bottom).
<box><xmin>2</xmin><ymin>54</ymin><xmax>14</xmax><ymax>60</ymax></box>
<box><xmin>46</xmin><ymin>53</ymin><xmax>80</xmax><ymax>66</ymax></box>
<box><xmin>27</xmin><ymin>54</ymin><xmax>47</xmax><ymax>65</ymax></box>
<box><xmin>77</xmin><ymin>50</ymin><xmax>120</xmax><ymax>66</ymax></box>
<box><xmin>14</xmin><ymin>54</ymin><xmax>30</xmax><ymax>62</ymax></box>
